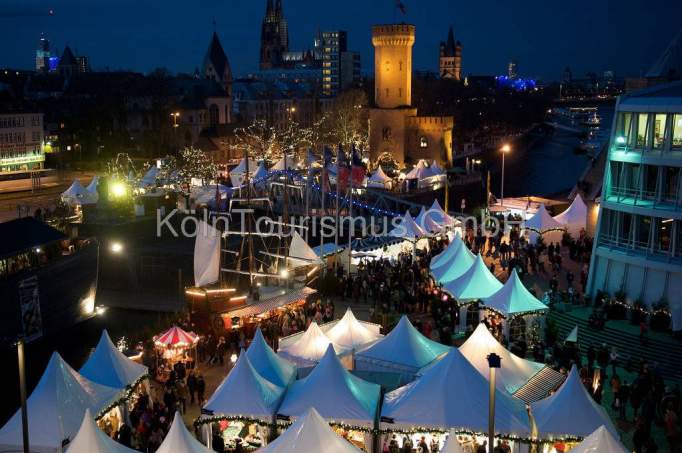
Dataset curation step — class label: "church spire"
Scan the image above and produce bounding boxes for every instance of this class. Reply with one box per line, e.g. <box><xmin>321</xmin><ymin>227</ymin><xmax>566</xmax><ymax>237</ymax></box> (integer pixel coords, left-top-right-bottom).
<box><xmin>266</xmin><ymin>0</ymin><xmax>273</xmax><ymax>16</ymax></box>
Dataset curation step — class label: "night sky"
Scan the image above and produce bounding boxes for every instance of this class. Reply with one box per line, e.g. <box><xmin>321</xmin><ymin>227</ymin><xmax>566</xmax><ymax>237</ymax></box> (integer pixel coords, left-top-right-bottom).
<box><xmin>1</xmin><ymin>0</ymin><xmax>681</xmax><ymax>81</ymax></box>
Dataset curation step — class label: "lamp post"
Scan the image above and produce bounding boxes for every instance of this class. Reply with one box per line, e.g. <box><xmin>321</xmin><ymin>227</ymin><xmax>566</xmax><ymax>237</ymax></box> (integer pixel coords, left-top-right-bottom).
<box><xmin>487</xmin><ymin>352</ymin><xmax>501</xmax><ymax>453</ymax></box>
<box><xmin>499</xmin><ymin>144</ymin><xmax>511</xmax><ymax>207</ymax></box>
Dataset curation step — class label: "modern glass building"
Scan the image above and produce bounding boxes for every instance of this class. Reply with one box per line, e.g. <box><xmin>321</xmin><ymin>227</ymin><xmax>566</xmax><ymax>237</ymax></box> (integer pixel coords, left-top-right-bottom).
<box><xmin>587</xmin><ymin>81</ymin><xmax>682</xmax><ymax>330</ymax></box>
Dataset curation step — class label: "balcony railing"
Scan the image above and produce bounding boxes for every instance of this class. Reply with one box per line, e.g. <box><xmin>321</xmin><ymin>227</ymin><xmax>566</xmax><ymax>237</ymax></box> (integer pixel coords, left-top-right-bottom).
<box><xmin>606</xmin><ymin>185</ymin><xmax>682</xmax><ymax>211</ymax></box>
<box><xmin>597</xmin><ymin>233</ymin><xmax>682</xmax><ymax>265</ymax></box>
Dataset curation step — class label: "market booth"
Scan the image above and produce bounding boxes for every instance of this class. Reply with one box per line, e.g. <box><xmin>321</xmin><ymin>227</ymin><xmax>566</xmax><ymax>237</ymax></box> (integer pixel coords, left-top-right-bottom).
<box><xmin>157</xmin><ymin>412</ymin><xmax>213</xmax><ymax>453</ymax></box>
<box><xmin>379</xmin><ymin>348</ymin><xmax>531</xmax><ymax>452</ymax></box>
<box><xmin>478</xmin><ymin>269</ymin><xmax>549</xmax><ymax>341</ymax></box>
<box><xmin>415</xmin><ymin>206</ymin><xmax>443</xmax><ymax>234</ymax></box>
<box><xmin>66</xmin><ymin>409</ymin><xmax>138</xmax><ymax>453</ymax></box>
<box><xmin>531</xmin><ymin>366</ymin><xmax>618</xmax><ymax>451</ymax></box>
<box><xmin>367</xmin><ymin>166</ymin><xmax>393</xmax><ymax>189</ymax></box>
<box><xmin>277</xmin><ymin>321</ymin><xmax>351</xmax><ymax>372</ymax></box>
<box><xmin>277</xmin><ymin>346</ymin><xmax>381</xmax><ymax>452</ymax></box>
<box><xmin>322</xmin><ymin>307</ymin><xmax>383</xmax><ymax>352</ymax></box>
<box><xmin>354</xmin><ymin>315</ymin><xmax>450</xmax><ymax>385</ymax></box>
<box><xmin>553</xmin><ymin>194</ymin><xmax>588</xmax><ymax>238</ymax></box>
<box><xmin>567</xmin><ymin>426</ymin><xmax>628</xmax><ymax>453</ymax></box>
<box><xmin>246</xmin><ymin>327</ymin><xmax>296</xmax><ymax>388</ymax></box>
<box><xmin>259</xmin><ymin>408</ymin><xmax>364</xmax><ymax>453</ymax></box>
<box><xmin>200</xmin><ymin>353</ymin><xmax>286</xmax><ymax>450</ymax></box>
<box><xmin>0</xmin><ymin>352</ymin><xmax>122</xmax><ymax>452</ymax></box>
<box><xmin>523</xmin><ymin>204</ymin><xmax>566</xmax><ymax>245</ymax></box>
<box><xmin>430</xmin><ymin>235</ymin><xmax>475</xmax><ymax>284</ymax></box>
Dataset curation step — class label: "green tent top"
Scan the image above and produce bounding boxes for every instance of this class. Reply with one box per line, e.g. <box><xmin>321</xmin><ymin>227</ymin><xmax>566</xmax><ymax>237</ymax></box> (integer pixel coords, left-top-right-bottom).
<box><xmin>443</xmin><ymin>254</ymin><xmax>502</xmax><ymax>302</ymax></box>
<box><xmin>432</xmin><ymin>237</ymin><xmax>475</xmax><ymax>283</ymax></box>
<box><xmin>480</xmin><ymin>269</ymin><xmax>548</xmax><ymax>318</ymax></box>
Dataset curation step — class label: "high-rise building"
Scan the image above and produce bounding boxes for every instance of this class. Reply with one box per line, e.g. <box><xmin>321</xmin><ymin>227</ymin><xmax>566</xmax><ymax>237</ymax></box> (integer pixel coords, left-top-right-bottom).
<box><xmin>508</xmin><ymin>60</ymin><xmax>518</xmax><ymax>79</ymax></box>
<box><xmin>0</xmin><ymin>113</ymin><xmax>45</xmax><ymax>173</ymax></box>
<box><xmin>439</xmin><ymin>26</ymin><xmax>462</xmax><ymax>81</ymax></box>
<box><xmin>587</xmin><ymin>81</ymin><xmax>682</xmax><ymax>327</ymax></box>
<box><xmin>259</xmin><ymin>0</ymin><xmax>288</xmax><ymax>70</ymax></box>
<box><xmin>76</xmin><ymin>56</ymin><xmax>90</xmax><ymax>73</ymax></box>
<box><xmin>35</xmin><ymin>34</ymin><xmax>51</xmax><ymax>73</ymax></box>
<box><xmin>320</xmin><ymin>31</ymin><xmax>361</xmax><ymax>96</ymax></box>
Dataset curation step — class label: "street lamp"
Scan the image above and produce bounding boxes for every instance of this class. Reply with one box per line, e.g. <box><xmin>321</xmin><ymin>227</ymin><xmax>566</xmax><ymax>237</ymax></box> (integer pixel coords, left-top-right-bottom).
<box><xmin>487</xmin><ymin>353</ymin><xmax>502</xmax><ymax>453</ymax></box>
<box><xmin>170</xmin><ymin>112</ymin><xmax>180</xmax><ymax>128</ymax></box>
<box><xmin>499</xmin><ymin>144</ymin><xmax>511</xmax><ymax>207</ymax></box>
<box><xmin>110</xmin><ymin>242</ymin><xmax>124</xmax><ymax>254</ymax></box>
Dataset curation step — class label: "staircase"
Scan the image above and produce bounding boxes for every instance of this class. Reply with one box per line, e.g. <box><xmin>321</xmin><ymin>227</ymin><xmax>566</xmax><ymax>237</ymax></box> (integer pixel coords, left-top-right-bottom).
<box><xmin>548</xmin><ymin>310</ymin><xmax>682</xmax><ymax>382</ymax></box>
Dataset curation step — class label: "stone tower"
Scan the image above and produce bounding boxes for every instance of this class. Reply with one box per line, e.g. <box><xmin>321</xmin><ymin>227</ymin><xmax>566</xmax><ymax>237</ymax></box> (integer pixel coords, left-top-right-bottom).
<box><xmin>439</xmin><ymin>26</ymin><xmax>462</xmax><ymax>81</ymax></box>
<box><xmin>372</xmin><ymin>24</ymin><xmax>415</xmax><ymax>108</ymax></box>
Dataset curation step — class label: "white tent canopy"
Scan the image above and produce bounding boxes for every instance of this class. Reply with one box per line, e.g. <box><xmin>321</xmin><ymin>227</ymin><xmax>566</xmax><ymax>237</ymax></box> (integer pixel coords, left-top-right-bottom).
<box><xmin>523</xmin><ymin>204</ymin><xmax>565</xmax><ymax>244</ymax></box>
<box><xmin>80</xmin><ymin>330</ymin><xmax>148</xmax><ymax>389</ymax></box>
<box><xmin>440</xmin><ymin>430</ymin><xmax>467</xmax><ymax>453</ymax></box>
<box><xmin>278</xmin><ymin>346</ymin><xmax>381</xmax><ymax>428</ymax></box>
<box><xmin>140</xmin><ymin>166</ymin><xmax>159</xmax><ymax>187</ymax></box>
<box><xmin>288</xmin><ymin>231</ymin><xmax>324</xmax><ymax>268</ymax></box>
<box><xmin>230</xmin><ymin>158</ymin><xmax>260</xmax><ymax>186</ymax></box>
<box><xmin>459</xmin><ymin>323</ymin><xmax>545</xmax><ymax>394</ymax></box>
<box><xmin>0</xmin><ymin>352</ymin><xmax>121</xmax><ymax>452</ymax></box>
<box><xmin>190</xmin><ymin>184</ymin><xmax>231</xmax><ymax>206</ymax></box>
<box><xmin>415</xmin><ymin>206</ymin><xmax>442</xmax><ymax>234</ymax></box>
<box><xmin>277</xmin><ymin>322</ymin><xmax>348</xmax><ymax>367</ymax></box>
<box><xmin>66</xmin><ymin>409</ymin><xmax>138</xmax><ymax>453</ymax></box>
<box><xmin>193</xmin><ymin>221</ymin><xmax>221</xmax><ymax>287</ymax></box>
<box><xmin>367</xmin><ymin>166</ymin><xmax>392</xmax><ymax>188</ymax></box>
<box><xmin>389</xmin><ymin>210</ymin><xmax>427</xmax><ymax>241</ymax></box>
<box><xmin>86</xmin><ymin>176</ymin><xmax>99</xmax><ymax>193</ymax></box>
<box><xmin>431</xmin><ymin>237</ymin><xmax>476</xmax><ymax>283</ymax></box>
<box><xmin>271</xmin><ymin>154</ymin><xmax>301</xmax><ymax>171</ymax></box>
<box><xmin>156</xmin><ymin>412</ymin><xmax>213</xmax><ymax>453</ymax></box>
<box><xmin>443</xmin><ymin>254</ymin><xmax>503</xmax><ymax>302</ymax></box>
<box><xmin>431</xmin><ymin>161</ymin><xmax>445</xmax><ymax>175</ymax></box>
<box><xmin>246</xmin><ymin>327</ymin><xmax>296</xmax><ymax>387</ymax></box>
<box><xmin>259</xmin><ymin>408</ymin><xmax>364</xmax><ymax>453</ymax></box>
<box><xmin>380</xmin><ymin>348</ymin><xmax>531</xmax><ymax>436</ymax></box>
<box><xmin>570</xmin><ymin>426</ymin><xmax>628</xmax><ymax>453</ymax></box>
<box><xmin>62</xmin><ymin>179</ymin><xmax>98</xmax><ymax>205</ymax></box>
<box><xmin>253</xmin><ymin>162</ymin><xmax>269</xmax><ymax>183</ymax></box>
<box><xmin>324</xmin><ymin>308</ymin><xmax>383</xmax><ymax>351</ymax></box>
<box><xmin>480</xmin><ymin>269</ymin><xmax>548</xmax><ymax>318</ymax></box>
<box><xmin>355</xmin><ymin>315</ymin><xmax>450</xmax><ymax>375</ymax></box>
<box><xmin>429</xmin><ymin>199</ymin><xmax>457</xmax><ymax>227</ymax></box>
<box><xmin>404</xmin><ymin>159</ymin><xmax>433</xmax><ymax>180</ymax></box>
<box><xmin>203</xmin><ymin>352</ymin><xmax>285</xmax><ymax>422</ymax></box>
<box><xmin>553</xmin><ymin>194</ymin><xmax>588</xmax><ymax>237</ymax></box>
<box><xmin>530</xmin><ymin>366</ymin><xmax>618</xmax><ymax>439</ymax></box>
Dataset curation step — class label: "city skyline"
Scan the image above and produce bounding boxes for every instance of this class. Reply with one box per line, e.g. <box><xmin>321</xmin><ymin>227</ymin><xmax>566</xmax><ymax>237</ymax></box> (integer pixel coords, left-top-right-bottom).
<box><xmin>1</xmin><ymin>0</ymin><xmax>681</xmax><ymax>80</ymax></box>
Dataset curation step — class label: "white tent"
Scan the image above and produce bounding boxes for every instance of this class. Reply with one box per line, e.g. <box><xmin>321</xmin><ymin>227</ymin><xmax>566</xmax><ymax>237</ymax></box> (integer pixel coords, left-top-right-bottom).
<box><xmin>156</xmin><ymin>412</ymin><xmax>213</xmax><ymax>453</ymax></box>
<box><xmin>523</xmin><ymin>204</ymin><xmax>565</xmax><ymax>244</ymax></box>
<box><xmin>459</xmin><ymin>323</ymin><xmax>545</xmax><ymax>394</ymax></box>
<box><xmin>429</xmin><ymin>199</ymin><xmax>457</xmax><ymax>227</ymax></box>
<box><xmin>193</xmin><ymin>221</ymin><xmax>221</xmax><ymax>287</ymax></box>
<box><xmin>203</xmin><ymin>353</ymin><xmax>285</xmax><ymax>422</ymax></box>
<box><xmin>62</xmin><ymin>179</ymin><xmax>97</xmax><ymax>206</ymax></box>
<box><xmin>380</xmin><ymin>348</ymin><xmax>531</xmax><ymax>436</ymax></box>
<box><xmin>570</xmin><ymin>426</ymin><xmax>628</xmax><ymax>453</ymax></box>
<box><xmin>253</xmin><ymin>162</ymin><xmax>269</xmax><ymax>184</ymax></box>
<box><xmin>553</xmin><ymin>194</ymin><xmax>588</xmax><ymax>237</ymax></box>
<box><xmin>367</xmin><ymin>166</ymin><xmax>392</xmax><ymax>189</ymax></box>
<box><xmin>480</xmin><ymin>269</ymin><xmax>548</xmax><ymax>319</ymax></box>
<box><xmin>287</xmin><ymin>231</ymin><xmax>324</xmax><ymax>268</ymax></box>
<box><xmin>324</xmin><ymin>308</ymin><xmax>383</xmax><ymax>351</ymax></box>
<box><xmin>230</xmin><ymin>158</ymin><xmax>260</xmax><ymax>187</ymax></box>
<box><xmin>389</xmin><ymin>210</ymin><xmax>427</xmax><ymax>241</ymax></box>
<box><xmin>190</xmin><ymin>184</ymin><xmax>231</xmax><ymax>206</ymax></box>
<box><xmin>246</xmin><ymin>327</ymin><xmax>296</xmax><ymax>387</ymax></box>
<box><xmin>530</xmin><ymin>366</ymin><xmax>618</xmax><ymax>439</ymax></box>
<box><xmin>271</xmin><ymin>154</ymin><xmax>301</xmax><ymax>171</ymax></box>
<box><xmin>430</xmin><ymin>161</ymin><xmax>445</xmax><ymax>175</ymax></box>
<box><xmin>442</xmin><ymin>254</ymin><xmax>503</xmax><ymax>302</ymax></box>
<box><xmin>86</xmin><ymin>176</ymin><xmax>100</xmax><ymax>193</ymax></box>
<box><xmin>355</xmin><ymin>315</ymin><xmax>450</xmax><ymax>376</ymax></box>
<box><xmin>277</xmin><ymin>322</ymin><xmax>348</xmax><ymax>367</ymax></box>
<box><xmin>440</xmin><ymin>430</ymin><xmax>466</xmax><ymax>453</ymax></box>
<box><xmin>278</xmin><ymin>346</ymin><xmax>381</xmax><ymax>428</ymax></box>
<box><xmin>404</xmin><ymin>159</ymin><xmax>433</xmax><ymax>180</ymax></box>
<box><xmin>415</xmin><ymin>206</ymin><xmax>443</xmax><ymax>234</ymax></box>
<box><xmin>0</xmin><ymin>352</ymin><xmax>121</xmax><ymax>452</ymax></box>
<box><xmin>431</xmin><ymin>237</ymin><xmax>476</xmax><ymax>284</ymax></box>
<box><xmin>66</xmin><ymin>409</ymin><xmax>138</xmax><ymax>453</ymax></box>
<box><xmin>259</xmin><ymin>408</ymin><xmax>364</xmax><ymax>453</ymax></box>
<box><xmin>80</xmin><ymin>330</ymin><xmax>148</xmax><ymax>389</ymax></box>
<box><xmin>140</xmin><ymin>166</ymin><xmax>159</xmax><ymax>187</ymax></box>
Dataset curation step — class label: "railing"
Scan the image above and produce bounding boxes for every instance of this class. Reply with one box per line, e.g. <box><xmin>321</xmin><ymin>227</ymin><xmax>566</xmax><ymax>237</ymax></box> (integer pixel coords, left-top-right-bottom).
<box><xmin>597</xmin><ymin>233</ymin><xmax>682</xmax><ymax>265</ymax></box>
<box><xmin>607</xmin><ymin>185</ymin><xmax>682</xmax><ymax>211</ymax></box>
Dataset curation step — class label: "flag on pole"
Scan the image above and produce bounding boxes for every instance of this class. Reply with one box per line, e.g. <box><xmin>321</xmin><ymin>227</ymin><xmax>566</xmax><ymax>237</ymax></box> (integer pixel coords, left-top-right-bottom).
<box><xmin>395</xmin><ymin>0</ymin><xmax>406</xmax><ymax>14</ymax></box>
<box><xmin>351</xmin><ymin>145</ymin><xmax>365</xmax><ymax>187</ymax></box>
<box><xmin>337</xmin><ymin>144</ymin><xmax>351</xmax><ymax>193</ymax></box>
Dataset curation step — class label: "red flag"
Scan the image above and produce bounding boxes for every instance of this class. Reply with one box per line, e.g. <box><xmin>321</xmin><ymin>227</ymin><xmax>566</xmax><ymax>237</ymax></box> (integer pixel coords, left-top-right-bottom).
<box><xmin>338</xmin><ymin>166</ymin><xmax>351</xmax><ymax>192</ymax></box>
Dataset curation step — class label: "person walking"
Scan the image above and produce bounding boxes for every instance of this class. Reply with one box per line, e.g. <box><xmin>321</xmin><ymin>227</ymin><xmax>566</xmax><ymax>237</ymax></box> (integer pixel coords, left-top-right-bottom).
<box><xmin>196</xmin><ymin>374</ymin><xmax>206</xmax><ymax>405</ymax></box>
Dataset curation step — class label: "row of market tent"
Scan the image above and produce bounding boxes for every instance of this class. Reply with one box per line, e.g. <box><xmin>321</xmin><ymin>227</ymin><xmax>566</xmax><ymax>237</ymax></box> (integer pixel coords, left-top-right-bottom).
<box><xmin>520</xmin><ymin>195</ymin><xmax>589</xmax><ymax>243</ymax></box>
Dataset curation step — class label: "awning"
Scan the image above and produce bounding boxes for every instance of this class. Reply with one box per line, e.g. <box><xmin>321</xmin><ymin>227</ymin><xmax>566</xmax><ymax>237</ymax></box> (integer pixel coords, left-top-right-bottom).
<box><xmin>225</xmin><ymin>287</ymin><xmax>316</xmax><ymax>319</ymax></box>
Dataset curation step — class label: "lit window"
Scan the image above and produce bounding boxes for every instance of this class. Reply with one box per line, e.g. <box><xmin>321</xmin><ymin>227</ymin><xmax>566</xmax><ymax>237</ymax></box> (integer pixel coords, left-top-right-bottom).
<box><xmin>636</xmin><ymin>113</ymin><xmax>649</xmax><ymax>149</ymax></box>
<box><xmin>653</xmin><ymin>114</ymin><xmax>667</xmax><ymax>149</ymax></box>
<box><xmin>673</xmin><ymin>114</ymin><xmax>682</xmax><ymax>149</ymax></box>
<box><xmin>419</xmin><ymin>136</ymin><xmax>428</xmax><ymax>148</ymax></box>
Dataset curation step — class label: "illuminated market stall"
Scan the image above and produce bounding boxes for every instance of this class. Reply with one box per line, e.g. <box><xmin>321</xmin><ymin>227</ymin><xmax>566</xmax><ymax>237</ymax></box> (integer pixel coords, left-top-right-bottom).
<box><xmin>246</xmin><ymin>327</ymin><xmax>296</xmax><ymax>387</ymax></box>
<box><xmin>66</xmin><ymin>409</ymin><xmax>138</xmax><ymax>453</ymax></box>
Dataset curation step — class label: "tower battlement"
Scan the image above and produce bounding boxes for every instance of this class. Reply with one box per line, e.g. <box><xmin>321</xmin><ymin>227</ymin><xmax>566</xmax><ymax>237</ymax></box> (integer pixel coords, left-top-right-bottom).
<box><xmin>371</xmin><ymin>24</ymin><xmax>416</xmax><ymax>46</ymax></box>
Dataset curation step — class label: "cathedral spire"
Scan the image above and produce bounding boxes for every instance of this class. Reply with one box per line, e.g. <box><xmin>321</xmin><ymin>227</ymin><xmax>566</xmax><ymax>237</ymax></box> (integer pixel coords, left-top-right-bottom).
<box><xmin>266</xmin><ymin>0</ymin><xmax>273</xmax><ymax>16</ymax></box>
<box><xmin>276</xmin><ymin>0</ymin><xmax>283</xmax><ymax>16</ymax></box>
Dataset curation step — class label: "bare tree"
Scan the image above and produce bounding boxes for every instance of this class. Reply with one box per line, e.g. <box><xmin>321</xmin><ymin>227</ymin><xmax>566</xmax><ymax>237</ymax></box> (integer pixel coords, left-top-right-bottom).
<box><xmin>322</xmin><ymin>89</ymin><xmax>369</xmax><ymax>151</ymax></box>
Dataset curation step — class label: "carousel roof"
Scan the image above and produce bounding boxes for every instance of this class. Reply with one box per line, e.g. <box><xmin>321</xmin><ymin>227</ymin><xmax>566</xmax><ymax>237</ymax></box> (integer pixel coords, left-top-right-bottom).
<box><xmin>431</xmin><ymin>236</ymin><xmax>475</xmax><ymax>283</ymax></box>
<box><xmin>246</xmin><ymin>327</ymin><xmax>296</xmax><ymax>387</ymax></box>
<box><xmin>277</xmin><ymin>322</ymin><xmax>348</xmax><ymax>367</ymax></box>
<box><xmin>278</xmin><ymin>345</ymin><xmax>381</xmax><ymax>428</ymax></box>
<box><xmin>324</xmin><ymin>307</ymin><xmax>383</xmax><ymax>351</ymax></box>
<box><xmin>380</xmin><ymin>348</ymin><xmax>531</xmax><ymax>436</ymax></box>
<box><xmin>569</xmin><ymin>426</ymin><xmax>628</xmax><ymax>453</ymax></box>
<box><xmin>260</xmin><ymin>408</ymin><xmax>364</xmax><ymax>453</ymax></box>
<box><xmin>156</xmin><ymin>412</ymin><xmax>213</xmax><ymax>453</ymax></box>
<box><xmin>66</xmin><ymin>409</ymin><xmax>138</xmax><ymax>453</ymax></box>
<box><xmin>480</xmin><ymin>269</ymin><xmax>548</xmax><ymax>318</ymax></box>
<box><xmin>442</xmin><ymin>254</ymin><xmax>503</xmax><ymax>301</ymax></box>
<box><xmin>203</xmin><ymin>352</ymin><xmax>285</xmax><ymax>421</ymax></box>
<box><xmin>154</xmin><ymin>326</ymin><xmax>199</xmax><ymax>348</ymax></box>
<box><xmin>530</xmin><ymin>366</ymin><xmax>618</xmax><ymax>439</ymax></box>
<box><xmin>80</xmin><ymin>330</ymin><xmax>148</xmax><ymax>389</ymax></box>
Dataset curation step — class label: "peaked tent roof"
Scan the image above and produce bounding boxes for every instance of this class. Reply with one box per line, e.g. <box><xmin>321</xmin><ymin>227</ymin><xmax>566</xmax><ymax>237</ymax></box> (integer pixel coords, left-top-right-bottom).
<box><xmin>271</xmin><ymin>154</ymin><xmax>301</xmax><ymax>171</ymax></box>
<box><xmin>570</xmin><ymin>426</ymin><xmax>628</xmax><ymax>453</ymax></box>
<box><xmin>566</xmin><ymin>325</ymin><xmax>579</xmax><ymax>343</ymax></box>
<box><xmin>430</xmin><ymin>233</ymin><xmax>463</xmax><ymax>275</ymax></box>
<box><xmin>524</xmin><ymin>204</ymin><xmax>564</xmax><ymax>232</ymax></box>
<box><xmin>325</xmin><ymin>308</ymin><xmax>383</xmax><ymax>351</ymax></box>
<box><xmin>154</xmin><ymin>326</ymin><xmax>199</xmax><ymax>348</ymax></box>
<box><xmin>432</xmin><ymin>237</ymin><xmax>476</xmax><ymax>283</ymax></box>
<box><xmin>553</xmin><ymin>194</ymin><xmax>587</xmax><ymax>237</ymax></box>
<box><xmin>415</xmin><ymin>206</ymin><xmax>443</xmax><ymax>234</ymax></box>
<box><xmin>531</xmin><ymin>366</ymin><xmax>618</xmax><ymax>439</ymax></box>
<box><xmin>86</xmin><ymin>176</ymin><xmax>99</xmax><ymax>193</ymax></box>
<box><xmin>156</xmin><ymin>412</ymin><xmax>213</xmax><ymax>453</ymax></box>
<box><xmin>389</xmin><ymin>210</ymin><xmax>427</xmax><ymax>241</ymax></box>
<box><xmin>355</xmin><ymin>315</ymin><xmax>450</xmax><ymax>373</ymax></box>
<box><xmin>368</xmin><ymin>166</ymin><xmax>391</xmax><ymax>184</ymax></box>
<box><xmin>246</xmin><ymin>327</ymin><xmax>296</xmax><ymax>387</ymax></box>
<box><xmin>140</xmin><ymin>166</ymin><xmax>159</xmax><ymax>186</ymax></box>
<box><xmin>278</xmin><ymin>346</ymin><xmax>381</xmax><ymax>428</ymax></box>
<box><xmin>203</xmin><ymin>353</ymin><xmax>284</xmax><ymax>421</ymax></box>
<box><xmin>405</xmin><ymin>160</ymin><xmax>436</xmax><ymax>180</ymax></box>
<box><xmin>62</xmin><ymin>179</ymin><xmax>97</xmax><ymax>205</ymax></box>
<box><xmin>288</xmin><ymin>231</ymin><xmax>324</xmax><ymax>267</ymax></box>
<box><xmin>0</xmin><ymin>352</ymin><xmax>121</xmax><ymax>452</ymax></box>
<box><xmin>203</xmin><ymin>32</ymin><xmax>231</xmax><ymax>81</ymax></box>
<box><xmin>459</xmin><ymin>323</ymin><xmax>545</xmax><ymax>394</ymax></box>
<box><xmin>429</xmin><ymin>199</ymin><xmax>457</xmax><ymax>227</ymax></box>
<box><xmin>480</xmin><ymin>269</ymin><xmax>548</xmax><ymax>318</ymax></box>
<box><xmin>440</xmin><ymin>429</ymin><xmax>467</xmax><ymax>453</ymax></box>
<box><xmin>443</xmin><ymin>254</ymin><xmax>503</xmax><ymax>301</ymax></box>
<box><xmin>277</xmin><ymin>322</ymin><xmax>348</xmax><ymax>367</ymax></box>
<box><xmin>231</xmin><ymin>157</ymin><xmax>260</xmax><ymax>175</ymax></box>
<box><xmin>253</xmin><ymin>162</ymin><xmax>269</xmax><ymax>182</ymax></box>
<box><xmin>66</xmin><ymin>409</ymin><xmax>138</xmax><ymax>453</ymax></box>
<box><xmin>80</xmin><ymin>330</ymin><xmax>148</xmax><ymax>389</ymax></box>
<box><xmin>260</xmin><ymin>407</ymin><xmax>364</xmax><ymax>453</ymax></box>
<box><xmin>380</xmin><ymin>348</ymin><xmax>531</xmax><ymax>436</ymax></box>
